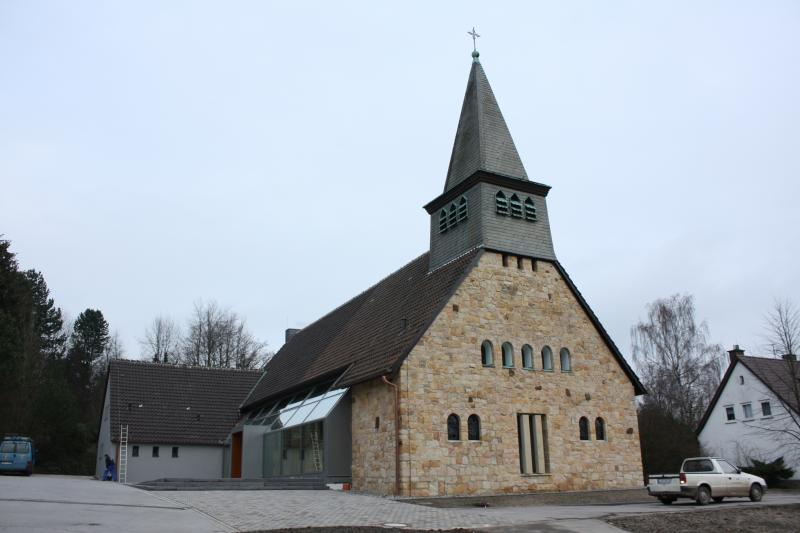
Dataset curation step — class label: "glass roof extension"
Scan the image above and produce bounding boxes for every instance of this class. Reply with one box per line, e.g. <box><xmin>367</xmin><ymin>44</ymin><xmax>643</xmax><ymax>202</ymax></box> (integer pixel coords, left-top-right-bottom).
<box><xmin>247</xmin><ymin>380</ymin><xmax>347</xmax><ymax>433</ymax></box>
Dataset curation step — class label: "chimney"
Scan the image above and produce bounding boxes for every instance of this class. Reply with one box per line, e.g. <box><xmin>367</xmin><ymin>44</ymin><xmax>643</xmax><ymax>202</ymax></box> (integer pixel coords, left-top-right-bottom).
<box><xmin>285</xmin><ymin>328</ymin><xmax>301</xmax><ymax>343</ymax></box>
<box><xmin>728</xmin><ymin>345</ymin><xmax>744</xmax><ymax>364</ymax></box>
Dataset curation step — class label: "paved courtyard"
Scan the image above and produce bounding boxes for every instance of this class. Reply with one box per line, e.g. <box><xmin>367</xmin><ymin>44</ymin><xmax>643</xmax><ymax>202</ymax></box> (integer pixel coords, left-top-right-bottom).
<box><xmin>3</xmin><ymin>475</ymin><xmax>800</xmax><ymax>533</ymax></box>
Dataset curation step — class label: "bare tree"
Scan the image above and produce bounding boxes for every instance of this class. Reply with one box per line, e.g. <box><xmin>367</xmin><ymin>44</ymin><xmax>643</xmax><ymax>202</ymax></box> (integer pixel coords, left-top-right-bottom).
<box><xmin>140</xmin><ymin>316</ymin><xmax>181</xmax><ymax>363</ymax></box>
<box><xmin>182</xmin><ymin>301</ymin><xmax>268</xmax><ymax>369</ymax></box>
<box><xmin>632</xmin><ymin>294</ymin><xmax>724</xmax><ymax>428</ymax></box>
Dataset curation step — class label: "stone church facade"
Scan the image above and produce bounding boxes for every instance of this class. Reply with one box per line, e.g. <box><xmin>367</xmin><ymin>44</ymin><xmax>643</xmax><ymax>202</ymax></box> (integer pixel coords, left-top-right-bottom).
<box><xmin>234</xmin><ymin>51</ymin><xmax>645</xmax><ymax>496</ymax></box>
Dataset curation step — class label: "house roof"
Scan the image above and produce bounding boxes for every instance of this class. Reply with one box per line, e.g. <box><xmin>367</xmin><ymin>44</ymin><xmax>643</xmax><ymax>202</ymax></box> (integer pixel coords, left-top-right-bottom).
<box><xmin>443</xmin><ymin>58</ymin><xmax>528</xmax><ymax>193</ymax></box>
<box><xmin>242</xmin><ymin>249</ymin><xmax>482</xmax><ymax>410</ymax></box>
<box><xmin>107</xmin><ymin>359</ymin><xmax>261</xmax><ymax>445</ymax></box>
<box><xmin>696</xmin><ymin>354</ymin><xmax>800</xmax><ymax>434</ymax></box>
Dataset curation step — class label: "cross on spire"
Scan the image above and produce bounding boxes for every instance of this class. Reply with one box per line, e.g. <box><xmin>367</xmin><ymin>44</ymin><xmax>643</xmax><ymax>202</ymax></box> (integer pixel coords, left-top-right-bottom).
<box><xmin>468</xmin><ymin>27</ymin><xmax>480</xmax><ymax>52</ymax></box>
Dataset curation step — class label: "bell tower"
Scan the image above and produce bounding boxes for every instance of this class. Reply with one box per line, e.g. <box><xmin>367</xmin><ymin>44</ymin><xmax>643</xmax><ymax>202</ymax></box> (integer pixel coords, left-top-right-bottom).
<box><xmin>425</xmin><ymin>51</ymin><xmax>556</xmax><ymax>270</ymax></box>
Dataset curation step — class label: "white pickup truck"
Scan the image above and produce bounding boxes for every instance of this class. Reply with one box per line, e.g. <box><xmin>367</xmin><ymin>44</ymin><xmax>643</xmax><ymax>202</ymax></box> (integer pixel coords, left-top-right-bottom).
<box><xmin>647</xmin><ymin>457</ymin><xmax>767</xmax><ymax>505</ymax></box>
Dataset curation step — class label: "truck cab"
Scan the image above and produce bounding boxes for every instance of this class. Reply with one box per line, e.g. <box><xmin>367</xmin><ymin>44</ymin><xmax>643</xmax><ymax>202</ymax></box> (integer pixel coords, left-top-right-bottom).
<box><xmin>648</xmin><ymin>457</ymin><xmax>766</xmax><ymax>505</ymax></box>
<box><xmin>0</xmin><ymin>436</ymin><xmax>35</xmax><ymax>476</ymax></box>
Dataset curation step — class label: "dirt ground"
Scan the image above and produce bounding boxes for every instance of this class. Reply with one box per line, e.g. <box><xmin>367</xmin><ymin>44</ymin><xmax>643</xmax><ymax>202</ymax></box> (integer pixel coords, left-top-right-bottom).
<box><xmin>403</xmin><ymin>487</ymin><xmax>651</xmax><ymax>508</ymax></box>
<box><xmin>607</xmin><ymin>503</ymin><xmax>800</xmax><ymax>533</ymax></box>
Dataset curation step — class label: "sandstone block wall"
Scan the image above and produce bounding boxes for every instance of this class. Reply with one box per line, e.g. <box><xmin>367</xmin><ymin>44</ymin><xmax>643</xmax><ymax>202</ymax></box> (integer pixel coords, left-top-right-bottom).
<box><xmin>351</xmin><ymin>379</ymin><xmax>397</xmax><ymax>495</ymax></box>
<box><xmin>396</xmin><ymin>251</ymin><xmax>643</xmax><ymax>496</ymax></box>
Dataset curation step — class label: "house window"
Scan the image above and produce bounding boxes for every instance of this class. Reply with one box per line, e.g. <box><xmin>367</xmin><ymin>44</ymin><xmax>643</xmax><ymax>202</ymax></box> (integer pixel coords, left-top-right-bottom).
<box><xmin>541</xmin><ymin>346</ymin><xmax>553</xmax><ymax>371</ymax></box>
<box><xmin>172</xmin><ymin>446</ymin><xmax>179</xmax><ymax>458</ymax></box>
<box><xmin>522</xmin><ymin>344</ymin><xmax>533</xmax><ymax>369</ymax></box>
<box><xmin>595</xmin><ymin>418</ymin><xmax>605</xmax><ymax>440</ymax></box>
<box><xmin>457</xmin><ymin>197</ymin><xmax>468</xmax><ymax>222</ymax></box>
<box><xmin>439</xmin><ymin>209</ymin><xmax>448</xmax><ymax>234</ymax></box>
<box><xmin>579</xmin><ymin>417</ymin><xmax>590</xmax><ymax>440</ymax></box>
<box><xmin>509</xmin><ymin>194</ymin><xmax>523</xmax><ymax>218</ymax></box>
<box><xmin>468</xmin><ymin>415</ymin><xmax>481</xmax><ymax>441</ymax></box>
<box><xmin>496</xmin><ymin>191</ymin><xmax>509</xmax><ymax>215</ymax></box>
<box><xmin>742</xmin><ymin>403</ymin><xmax>753</xmax><ymax>419</ymax></box>
<box><xmin>517</xmin><ymin>414</ymin><xmax>549</xmax><ymax>474</ymax></box>
<box><xmin>739</xmin><ymin>375</ymin><xmax>744</xmax><ymax>385</ymax></box>
<box><xmin>447</xmin><ymin>414</ymin><xmax>460</xmax><ymax>441</ymax></box>
<box><xmin>481</xmin><ymin>340</ymin><xmax>494</xmax><ymax>367</ymax></box>
<box><xmin>502</xmin><ymin>342</ymin><xmax>514</xmax><ymax>367</ymax></box>
<box><xmin>524</xmin><ymin>197</ymin><xmax>537</xmax><ymax>221</ymax></box>
<box><xmin>132</xmin><ymin>445</ymin><xmax>139</xmax><ymax>457</ymax></box>
<box><xmin>152</xmin><ymin>446</ymin><xmax>159</xmax><ymax>458</ymax></box>
<box><xmin>725</xmin><ymin>406</ymin><xmax>735</xmax><ymax>421</ymax></box>
<box><xmin>762</xmin><ymin>401</ymin><xmax>772</xmax><ymax>417</ymax></box>
<box><xmin>560</xmin><ymin>348</ymin><xmax>571</xmax><ymax>372</ymax></box>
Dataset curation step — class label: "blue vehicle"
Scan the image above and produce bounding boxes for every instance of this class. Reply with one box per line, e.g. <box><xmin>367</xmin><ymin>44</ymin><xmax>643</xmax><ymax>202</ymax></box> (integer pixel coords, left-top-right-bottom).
<box><xmin>0</xmin><ymin>436</ymin><xmax>35</xmax><ymax>476</ymax></box>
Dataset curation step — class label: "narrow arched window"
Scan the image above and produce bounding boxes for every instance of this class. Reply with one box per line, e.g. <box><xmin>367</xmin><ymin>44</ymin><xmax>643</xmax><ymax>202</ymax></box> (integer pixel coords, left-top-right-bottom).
<box><xmin>579</xmin><ymin>417</ymin><xmax>589</xmax><ymax>441</ymax></box>
<box><xmin>457</xmin><ymin>196</ymin><xmax>468</xmax><ymax>222</ymax></box>
<box><xmin>522</xmin><ymin>344</ymin><xmax>533</xmax><ymax>369</ymax></box>
<box><xmin>524</xmin><ymin>197</ymin><xmax>537</xmax><ymax>221</ymax></box>
<box><xmin>481</xmin><ymin>340</ymin><xmax>494</xmax><ymax>367</ymax></box>
<box><xmin>439</xmin><ymin>209</ymin><xmax>448</xmax><ymax>234</ymax></box>
<box><xmin>560</xmin><ymin>348</ymin><xmax>571</xmax><ymax>372</ymax></box>
<box><xmin>447</xmin><ymin>414</ymin><xmax>460</xmax><ymax>441</ymax></box>
<box><xmin>468</xmin><ymin>415</ymin><xmax>480</xmax><ymax>441</ymax></box>
<box><xmin>509</xmin><ymin>194</ymin><xmax>523</xmax><ymax>218</ymax></box>
<box><xmin>502</xmin><ymin>342</ymin><xmax>514</xmax><ymax>367</ymax></box>
<box><xmin>495</xmin><ymin>191</ymin><xmax>509</xmax><ymax>215</ymax></box>
<box><xmin>595</xmin><ymin>417</ymin><xmax>605</xmax><ymax>441</ymax></box>
<box><xmin>448</xmin><ymin>204</ymin><xmax>457</xmax><ymax>229</ymax></box>
<box><xmin>541</xmin><ymin>346</ymin><xmax>553</xmax><ymax>371</ymax></box>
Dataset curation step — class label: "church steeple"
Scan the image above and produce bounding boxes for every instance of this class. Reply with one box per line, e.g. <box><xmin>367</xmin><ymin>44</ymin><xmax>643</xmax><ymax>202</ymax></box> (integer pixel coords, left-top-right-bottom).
<box><xmin>444</xmin><ymin>58</ymin><xmax>528</xmax><ymax>192</ymax></box>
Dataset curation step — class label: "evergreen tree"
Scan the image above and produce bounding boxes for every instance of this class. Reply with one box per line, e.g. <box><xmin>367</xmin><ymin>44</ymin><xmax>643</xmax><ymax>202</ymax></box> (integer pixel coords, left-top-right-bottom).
<box><xmin>23</xmin><ymin>269</ymin><xmax>66</xmax><ymax>359</ymax></box>
<box><xmin>67</xmin><ymin>309</ymin><xmax>109</xmax><ymax>406</ymax></box>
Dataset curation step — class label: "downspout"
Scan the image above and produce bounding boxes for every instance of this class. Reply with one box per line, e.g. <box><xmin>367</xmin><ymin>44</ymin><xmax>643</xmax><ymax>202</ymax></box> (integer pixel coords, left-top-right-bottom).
<box><xmin>381</xmin><ymin>375</ymin><xmax>401</xmax><ymax>496</ymax></box>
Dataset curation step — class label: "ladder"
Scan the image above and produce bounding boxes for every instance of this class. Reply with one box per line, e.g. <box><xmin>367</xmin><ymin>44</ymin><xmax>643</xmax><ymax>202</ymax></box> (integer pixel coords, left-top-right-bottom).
<box><xmin>118</xmin><ymin>425</ymin><xmax>129</xmax><ymax>484</ymax></box>
<box><xmin>309</xmin><ymin>426</ymin><xmax>322</xmax><ymax>472</ymax></box>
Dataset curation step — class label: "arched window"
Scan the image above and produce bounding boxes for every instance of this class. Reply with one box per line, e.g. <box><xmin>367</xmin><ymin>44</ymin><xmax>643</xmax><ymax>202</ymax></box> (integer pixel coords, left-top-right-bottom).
<box><xmin>481</xmin><ymin>340</ymin><xmax>494</xmax><ymax>367</ymax></box>
<box><xmin>439</xmin><ymin>209</ymin><xmax>448</xmax><ymax>234</ymax></box>
<box><xmin>524</xmin><ymin>197</ymin><xmax>537</xmax><ymax>221</ymax></box>
<box><xmin>447</xmin><ymin>414</ymin><xmax>460</xmax><ymax>441</ymax></box>
<box><xmin>541</xmin><ymin>346</ymin><xmax>553</xmax><ymax>371</ymax></box>
<box><xmin>448</xmin><ymin>204</ymin><xmax>457</xmax><ymax>229</ymax></box>
<box><xmin>522</xmin><ymin>344</ymin><xmax>533</xmax><ymax>369</ymax></box>
<box><xmin>595</xmin><ymin>417</ymin><xmax>605</xmax><ymax>441</ymax></box>
<box><xmin>509</xmin><ymin>194</ymin><xmax>523</xmax><ymax>218</ymax></box>
<box><xmin>502</xmin><ymin>342</ymin><xmax>514</xmax><ymax>367</ymax></box>
<box><xmin>468</xmin><ymin>415</ymin><xmax>481</xmax><ymax>441</ymax></box>
<box><xmin>579</xmin><ymin>417</ymin><xmax>590</xmax><ymax>441</ymax></box>
<box><xmin>560</xmin><ymin>348</ymin><xmax>571</xmax><ymax>372</ymax></box>
<box><xmin>495</xmin><ymin>191</ymin><xmax>509</xmax><ymax>215</ymax></box>
<box><xmin>457</xmin><ymin>196</ymin><xmax>468</xmax><ymax>222</ymax></box>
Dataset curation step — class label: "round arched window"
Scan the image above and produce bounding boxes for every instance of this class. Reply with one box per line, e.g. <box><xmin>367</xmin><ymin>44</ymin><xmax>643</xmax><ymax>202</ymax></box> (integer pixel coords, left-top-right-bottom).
<box><xmin>447</xmin><ymin>414</ymin><xmax>460</xmax><ymax>441</ymax></box>
<box><xmin>579</xmin><ymin>417</ymin><xmax>590</xmax><ymax>441</ymax></box>
<box><xmin>560</xmin><ymin>348</ymin><xmax>571</xmax><ymax>372</ymax></box>
<box><xmin>481</xmin><ymin>341</ymin><xmax>494</xmax><ymax>367</ymax></box>
<box><xmin>522</xmin><ymin>344</ymin><xmax>533</xmax><ymax>369</ymax></box>
<box><xmin>502</xmin><ymin>342</ymin><xmax>514</xmax><ymax>368</ymax></box>
<box><xmin>541</xmin><ymin>346</ymin><xmax>553</xmax><ymax>371</ymax></box>
<box><xmin>467</xmin><ymin>415</ymin><xmax>480</xmax><ymax>441</ymax></box>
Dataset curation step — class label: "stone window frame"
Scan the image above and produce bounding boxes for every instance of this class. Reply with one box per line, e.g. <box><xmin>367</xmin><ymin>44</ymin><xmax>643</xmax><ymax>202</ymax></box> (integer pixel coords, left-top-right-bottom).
<box><xmin>559</xmin><ymin>348</ymin><xmax>572</xmax><ymax>372</ymax></box>
<box><xmin>467</xmin><ymin>414</ymin><xmax>481</xmax><ymax>441</ymax></box>
<box><xmin>447</xmin><ymin>413</ymin><xmax>461</xmax><ymax>441</ymax></box>
<box><xmin>481</xmin><ymin>340</ymin><xmax>495</xmax><ymax>367</ymax></box>
<box><xmin>521</xmin><ymin>344</ymin><xmax>534</xmax><ymax>370</ymax></box>
<box><xmin>578</xmin><ymin>417</ymin><xmax>590</xmax><ymax>441</ymax></box>
<box><xmin>594</xmin><ymin>417</ymin><xmax>606</xmax><ymax>441</ymax></box>
<box><xmin>502</xmin><ymin>342</ymin><xmax>515</xmax><ymax>368</ymax></box>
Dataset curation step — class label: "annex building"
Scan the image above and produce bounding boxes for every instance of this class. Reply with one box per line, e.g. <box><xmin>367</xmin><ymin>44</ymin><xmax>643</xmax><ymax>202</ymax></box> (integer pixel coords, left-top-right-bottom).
<box><xmin>232</xmin><ymin>52</ymin><xmax>646</xmax><ymax>496</ymax></box>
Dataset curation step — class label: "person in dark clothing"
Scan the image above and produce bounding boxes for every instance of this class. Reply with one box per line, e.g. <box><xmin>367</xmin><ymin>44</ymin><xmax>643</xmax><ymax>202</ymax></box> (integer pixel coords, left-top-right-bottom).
<box><xmin>103</xmin><ymin>454</ymin><xmax>116</xmax><ymax>481</ymax></box>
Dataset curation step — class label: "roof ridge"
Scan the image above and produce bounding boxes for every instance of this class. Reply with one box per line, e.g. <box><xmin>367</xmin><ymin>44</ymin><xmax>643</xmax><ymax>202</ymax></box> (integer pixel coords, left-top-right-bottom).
<box><xmin>110</xmin><ymin>358</ymin><xmax>262</xmax><ymax>373</ymax></box>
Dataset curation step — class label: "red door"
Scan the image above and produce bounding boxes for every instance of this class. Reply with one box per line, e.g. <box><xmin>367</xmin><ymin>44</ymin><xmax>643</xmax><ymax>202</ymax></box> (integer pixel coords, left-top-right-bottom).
<box><xmin>231</xmin><ymin>432</ymin><xmax>243</xmax><ymax>478</ymax></box>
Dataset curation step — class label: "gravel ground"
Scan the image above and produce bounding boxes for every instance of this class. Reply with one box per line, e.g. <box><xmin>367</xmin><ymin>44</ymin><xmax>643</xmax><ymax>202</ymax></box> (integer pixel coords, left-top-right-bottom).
<box><xmin>247</xmin><ymin>529</ymin><xmax>480</xmax><ymax>533</ymax></box>
<box><xmin>607</xmin><ymin>503</ymin><xmax>800</xmax><ymax>533</ymax></box>
<box><xmin>404</xmin><ymin>488</ymin><xmax>650</xmax><ymax>508</ymax></box>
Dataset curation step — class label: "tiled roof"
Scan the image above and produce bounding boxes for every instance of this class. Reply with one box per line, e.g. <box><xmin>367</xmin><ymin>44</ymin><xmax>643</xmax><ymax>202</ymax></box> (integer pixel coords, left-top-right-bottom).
<box><xmin>444</xmin><ymin>59</ymin><xmax>528</xmax><ymax>192</ymax></box>
<box><xmin>107</xmin><ymin>360</ymin><xmax>261</xmax><ymax>445</ymax></box>
<box><xmin>242</xmin><ymin>249</ymin><xmax>482</xmax><ymax>410</ymax></box>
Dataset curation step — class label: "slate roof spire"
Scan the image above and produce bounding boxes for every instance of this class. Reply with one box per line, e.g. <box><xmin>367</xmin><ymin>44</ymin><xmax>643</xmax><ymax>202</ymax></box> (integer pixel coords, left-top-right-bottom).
<box><xmin>443</xmin><ymin>55</ymin><xmax>528</xmax><ymax>192</ymax></box>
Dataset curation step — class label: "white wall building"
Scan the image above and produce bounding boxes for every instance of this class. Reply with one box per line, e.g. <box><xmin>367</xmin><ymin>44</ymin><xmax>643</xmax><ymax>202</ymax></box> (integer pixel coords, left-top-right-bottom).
<box><xmin>697</xmin><ymin>346</ymin><xmax>800</xmax><ymax>479</ymax></box>
<box><xmin>96</xmin><ymin>359</ymin><xmax>261</xmax><ymax>484</ymax></box>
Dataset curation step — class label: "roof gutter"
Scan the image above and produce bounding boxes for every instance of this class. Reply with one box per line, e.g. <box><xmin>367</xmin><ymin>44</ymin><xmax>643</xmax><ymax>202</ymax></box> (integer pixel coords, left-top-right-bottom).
<box><xmin>381</xmin><ymin>375</ymin><xmax>401</xmax><ymax>497</ymax></box>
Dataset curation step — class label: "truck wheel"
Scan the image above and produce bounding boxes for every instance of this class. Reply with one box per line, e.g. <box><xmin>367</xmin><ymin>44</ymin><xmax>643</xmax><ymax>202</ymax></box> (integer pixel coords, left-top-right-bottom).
<box><xmin>658</xmin><ymin>497</ymin><xmax>674</xmax><ymax>505</ymax></box>
<box><xmin>712</xmin><ymin>497</ymin><xmax>724</xmax><ymax>503</ymax></box>
<box><xmin>749</xmin><ymin>484</ymin><xmax>763</xmax><ymax>502</ymax></box>
<box><xmin>696</xmin><ymin>486</ymin><xmax>711</xmax><ymax>505</ymax></box>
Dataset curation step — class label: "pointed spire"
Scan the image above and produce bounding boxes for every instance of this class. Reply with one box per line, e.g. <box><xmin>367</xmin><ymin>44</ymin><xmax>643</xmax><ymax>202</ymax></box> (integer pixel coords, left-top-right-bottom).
<box><xmin>443</xmin><ymin>58</ymin><xmax>528</xmax><ymax>192</ymax></box>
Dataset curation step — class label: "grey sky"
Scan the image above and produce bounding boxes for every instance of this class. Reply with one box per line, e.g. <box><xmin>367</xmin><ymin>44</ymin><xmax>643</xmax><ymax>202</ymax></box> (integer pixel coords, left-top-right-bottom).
<box><xmin>2</xmin><ymin>1</ymin><xmax>798</xmax><ymax>365</ymax></box>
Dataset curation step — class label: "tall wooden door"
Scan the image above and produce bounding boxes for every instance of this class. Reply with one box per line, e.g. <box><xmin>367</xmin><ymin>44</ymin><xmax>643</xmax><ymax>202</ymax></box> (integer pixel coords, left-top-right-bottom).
<box><xmin>231</xmin><ymin>432</ymin><xmax>243</xmax><ymax>478</ymax></box>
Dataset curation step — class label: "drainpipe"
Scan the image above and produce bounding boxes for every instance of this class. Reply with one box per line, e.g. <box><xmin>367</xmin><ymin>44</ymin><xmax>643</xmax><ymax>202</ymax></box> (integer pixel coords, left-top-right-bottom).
<box><xmin>381</xmin><ymin>375</ymin><xmax>401</xmax><ymax>497</ymax></box>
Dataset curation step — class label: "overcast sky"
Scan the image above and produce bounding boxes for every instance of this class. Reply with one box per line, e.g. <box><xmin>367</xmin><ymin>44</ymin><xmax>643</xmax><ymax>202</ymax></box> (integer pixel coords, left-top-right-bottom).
<box><xmin>2</xmin><ymin>1</ymin><xmax>798</xmax><ymax>367</ymax></box>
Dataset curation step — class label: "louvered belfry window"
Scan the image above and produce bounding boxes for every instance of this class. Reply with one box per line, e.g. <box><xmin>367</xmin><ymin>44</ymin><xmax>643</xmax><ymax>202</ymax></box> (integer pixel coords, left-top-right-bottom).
<box><xmin>509</xmin><ymin>194</ymin><xmax>523</xmax><ymax>218</ymax></box>
<box><xmin>496</xmin><ymin>191</ymin><xmax>509</xmax><ymax>215</ymax></box>
<box><xmin>457</xmin><ymin>197</ymin><xmax>468</xmax><ymax>222</ymax></box>
<box><xmin>439</xmin><ymin>209</ymin><xmax>448</xmax><ymax>234</ymax></box>
<box><xmin>524</xmin><ymin>197</ymin><xmax>537</xmax><ymax>221</ymax></box>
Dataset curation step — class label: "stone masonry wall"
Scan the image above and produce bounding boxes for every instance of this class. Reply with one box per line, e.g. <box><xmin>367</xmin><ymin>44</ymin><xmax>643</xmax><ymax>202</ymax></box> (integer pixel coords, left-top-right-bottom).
<box><xmin>397</xmin><ymin>251</ymin><xmax>644</xmax><ymax>496</ymax></box>
<box><xmin>351</xmin><ymin>378</ymin><xmax>397</xmax><ymax>495</ymax></box>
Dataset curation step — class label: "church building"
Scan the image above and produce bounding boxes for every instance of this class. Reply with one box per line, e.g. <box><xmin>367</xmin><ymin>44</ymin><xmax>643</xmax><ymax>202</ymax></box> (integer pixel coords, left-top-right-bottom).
<box><xmin>233</xmin><ymin>51</ymin><xmax>646</xmax><ymax>496</ymax></box>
